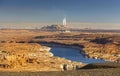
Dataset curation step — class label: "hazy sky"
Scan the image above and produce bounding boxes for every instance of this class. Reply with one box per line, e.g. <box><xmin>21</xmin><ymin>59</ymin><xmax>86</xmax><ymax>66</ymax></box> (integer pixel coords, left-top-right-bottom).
<box><xmin>0</xmin><ymin>0</ymin><xmax>120</xmax><ymax>23</ymax></box>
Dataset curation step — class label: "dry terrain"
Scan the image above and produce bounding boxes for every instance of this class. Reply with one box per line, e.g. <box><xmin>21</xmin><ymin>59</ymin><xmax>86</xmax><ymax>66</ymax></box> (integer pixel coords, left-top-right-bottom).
<box><xmin>0</xmin><ymin>29</ymin><xmax>120</xmax><ymax>62</ymax></box>
<box><xmin>0</xmin><ymin>29</ymin><xmax>120</xmax><ymax>76</ymax></box>
<box><xmin>0</xmin><ymin>43</ymin><xmax>84</xmax><ymax>71</ymax></box>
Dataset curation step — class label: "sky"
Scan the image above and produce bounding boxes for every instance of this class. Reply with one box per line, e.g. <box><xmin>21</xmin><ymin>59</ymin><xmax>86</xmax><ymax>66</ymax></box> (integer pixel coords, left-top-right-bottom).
<box><xmin>0</xmin><ymin>0</ymin><xmax>120</xmax><ymax>29</ymax></box>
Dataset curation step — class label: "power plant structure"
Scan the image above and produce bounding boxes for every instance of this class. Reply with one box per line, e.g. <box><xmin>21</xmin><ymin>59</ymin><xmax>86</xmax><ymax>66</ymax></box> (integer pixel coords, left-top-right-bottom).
<box><xmin>41</xmin><ymin>17</ymin><xmax>70</xmax><ymax>32</ymax></box>
<box><xmin>63</xmin><ymin>17</ymin><xmax>67</xmax><ymax>26</ymax></box>
<box><xmin>62</xmin><ymin>17</ymin><xmax>70</xmax><ymax>32</ymax></box>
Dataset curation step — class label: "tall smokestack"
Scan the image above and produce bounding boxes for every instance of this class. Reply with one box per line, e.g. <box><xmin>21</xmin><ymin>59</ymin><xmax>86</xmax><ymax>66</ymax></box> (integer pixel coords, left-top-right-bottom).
<box><xmin>63</xmin><ymin>17</ymin><xmax>66</xmax><ymax>26</ymax></box>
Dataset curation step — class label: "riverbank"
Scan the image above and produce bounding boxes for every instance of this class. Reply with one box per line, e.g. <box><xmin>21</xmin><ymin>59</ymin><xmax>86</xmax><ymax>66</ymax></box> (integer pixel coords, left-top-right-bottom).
<box><xmin>38</xmin><ymin>41</ymin><xmax>119</xmax><ymax>62</ymax></box>
<box><xmin>39</xmin><ymin>42</ymin><xmax>106</xmax><ymax>63</ymax></box>
<box><xmin>0</xmin><ymin>43</ymin><xmax>85</xmax><ymax>71</ymax></box>
<box><xmin>39</xmin><ymin>42</ymin><xmax>86</xmax><ymax>56</ymax></box>
<box><xmin>30</xmin><ymin>32</ymin><xmax>120</xmax><ymax>62</ymax></box>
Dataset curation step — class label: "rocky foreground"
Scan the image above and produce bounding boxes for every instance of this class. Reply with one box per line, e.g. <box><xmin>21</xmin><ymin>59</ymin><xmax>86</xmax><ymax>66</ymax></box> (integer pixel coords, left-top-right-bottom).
<box><xmin>0</xmin><ymin>43</ymin><xmax>84</xmax><ymax>72</ymax></box>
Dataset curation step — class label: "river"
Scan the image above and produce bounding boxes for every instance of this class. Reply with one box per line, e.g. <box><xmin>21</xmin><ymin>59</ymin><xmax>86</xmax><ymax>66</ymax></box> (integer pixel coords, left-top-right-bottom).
<box><xmin>40</xmin><ymin>43</ymin><xmax>105</xmax><ymax>64</ymax></box>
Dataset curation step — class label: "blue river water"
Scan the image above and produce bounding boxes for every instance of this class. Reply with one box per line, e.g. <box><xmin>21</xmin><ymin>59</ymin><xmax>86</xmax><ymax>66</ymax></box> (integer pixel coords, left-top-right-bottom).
<box><xmin>50</xmin><ymin>47</ymin><xmax>105</xmax><ymax>64</ymax></box>
<box><xmin>40</xmin><ymin>44</ymin><xmax>105</xmax><ymax>64</ymax></box>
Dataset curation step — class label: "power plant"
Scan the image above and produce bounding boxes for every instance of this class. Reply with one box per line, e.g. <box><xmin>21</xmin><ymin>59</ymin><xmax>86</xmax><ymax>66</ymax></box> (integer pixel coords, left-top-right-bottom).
<box><xmin>63</xmin><ymin>17</ymin><xmax>67</xmax><ymax>26</ymax></box>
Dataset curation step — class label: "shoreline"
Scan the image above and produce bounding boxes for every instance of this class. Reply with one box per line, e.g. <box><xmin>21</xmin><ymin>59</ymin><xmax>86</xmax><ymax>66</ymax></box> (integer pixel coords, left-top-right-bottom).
<box><xmin>38</xmin><ymin>42</ymin><xmax>106</xmax><ymax>61</ymax></box>
<box><xmin>0</xmin><ymin>43</ymin><xmax>85</xmax><ymax>71</ymax></box>
<box><xmin>37</xmin><ymin>41</ymin><xmax>119</xmax><ymax>62</ymax></box>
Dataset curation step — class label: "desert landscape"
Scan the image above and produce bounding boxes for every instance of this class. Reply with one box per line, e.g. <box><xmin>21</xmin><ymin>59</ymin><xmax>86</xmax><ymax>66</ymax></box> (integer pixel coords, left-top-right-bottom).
<box><xmin>1</xmin><ymin>29</ymin><xmax>120</xmax><ymax>62</ymax></box>
<box><xmin>0</xmin><ymin>29</ymin><xmax>120</xmax><ymax>76</ymax></box>
<box><xmin>0</xmin><ymin>0</ymin><xmax>120</xmax><ymax>75</ymax></box>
